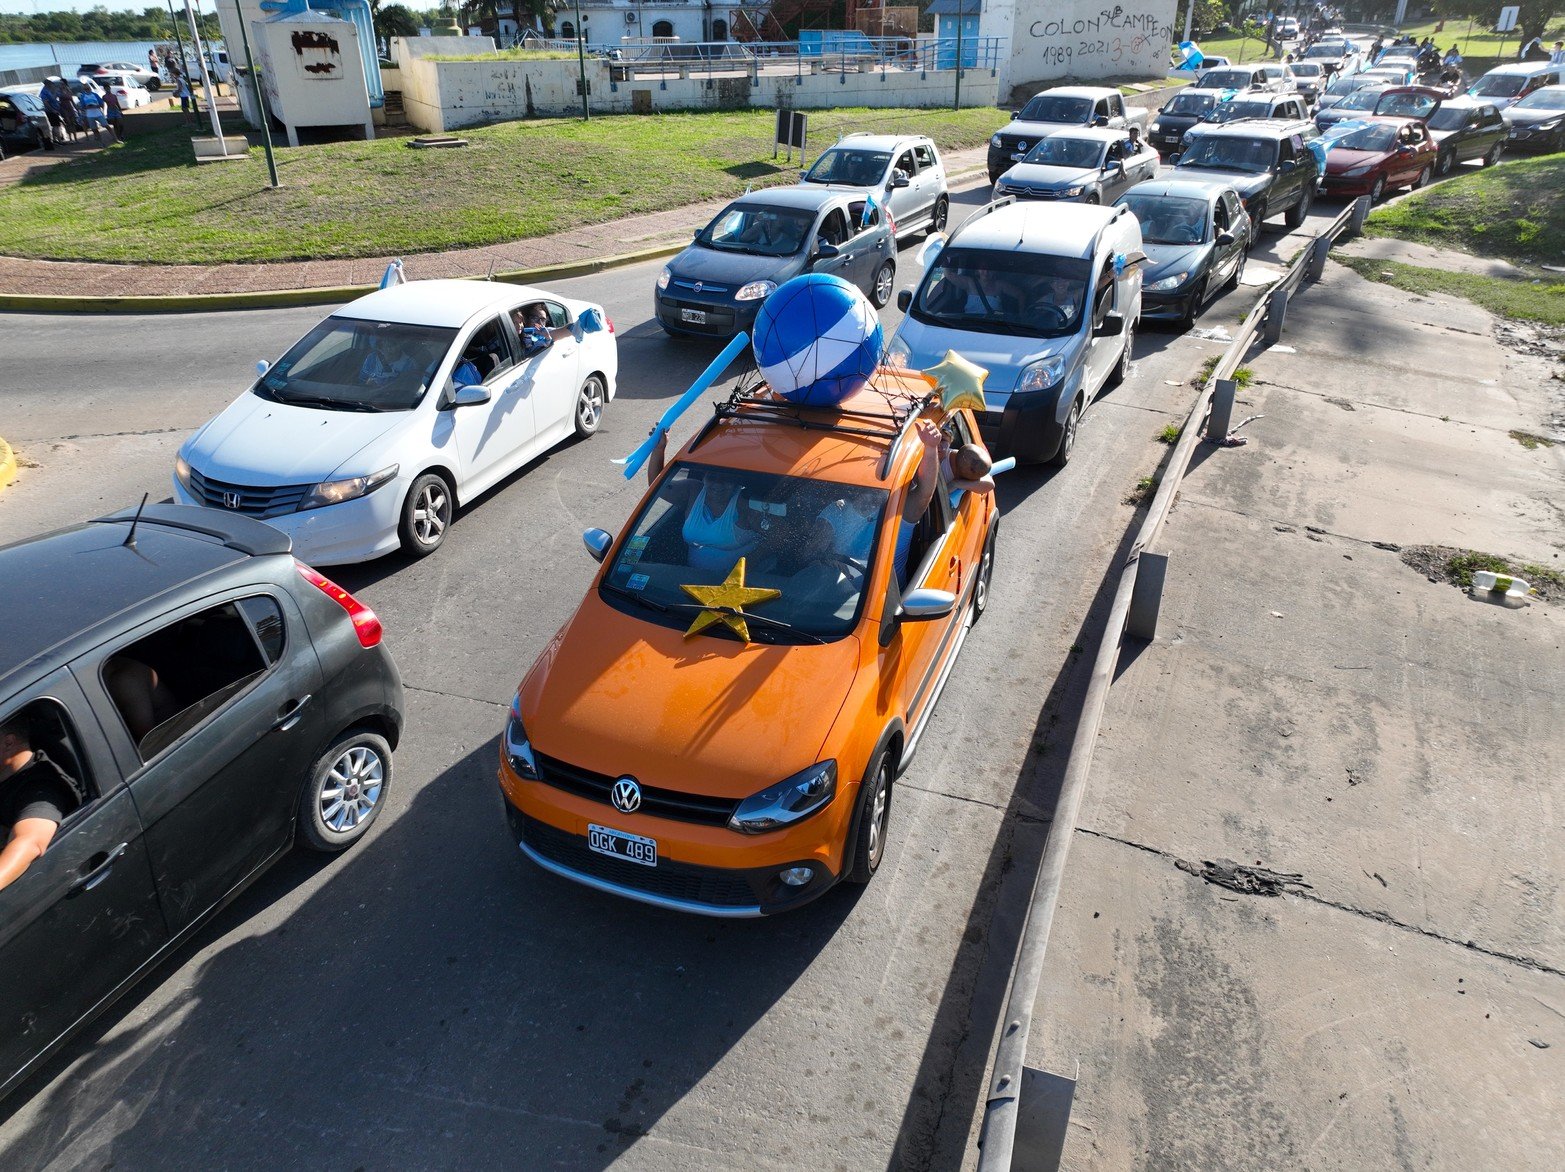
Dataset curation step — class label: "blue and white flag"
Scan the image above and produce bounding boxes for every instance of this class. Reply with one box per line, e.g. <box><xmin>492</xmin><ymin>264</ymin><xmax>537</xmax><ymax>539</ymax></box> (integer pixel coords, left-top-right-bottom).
<box><xmin>861</xmin><ymin>191</ymin><xmax>878</xmax><ymax>228</ymax></box>
<box><xmin>1175</xmin><ymin>41</ymin><xmax>1204</xmax><ymax>71</ymax></box>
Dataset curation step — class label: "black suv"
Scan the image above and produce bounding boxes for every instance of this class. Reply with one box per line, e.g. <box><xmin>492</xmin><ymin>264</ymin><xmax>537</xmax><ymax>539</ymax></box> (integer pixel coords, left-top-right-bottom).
<box><xmin>0</xmin><ymin>504</ymin><xmax>403</xmax><ymax>1101</ymax></box>
<box><xmin>1173</xmin><ymin>118</ymin><xmax>1323</xmax><ymax>234</ymax></box>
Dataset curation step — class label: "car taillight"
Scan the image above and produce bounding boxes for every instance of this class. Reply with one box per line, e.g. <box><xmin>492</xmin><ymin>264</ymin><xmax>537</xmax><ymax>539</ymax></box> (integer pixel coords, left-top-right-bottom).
<box><xmin>295</xmin><ymin>560</ymin><xmax>383</xmax><ymax>648</ymax></box>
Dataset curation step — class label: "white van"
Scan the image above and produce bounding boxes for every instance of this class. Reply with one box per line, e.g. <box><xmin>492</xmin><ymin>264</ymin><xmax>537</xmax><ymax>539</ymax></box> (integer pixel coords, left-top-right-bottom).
<box><xmin>1468</xmin><ymin>61</ymin><xmax>1564</xmax><ymax>108</ymax></box>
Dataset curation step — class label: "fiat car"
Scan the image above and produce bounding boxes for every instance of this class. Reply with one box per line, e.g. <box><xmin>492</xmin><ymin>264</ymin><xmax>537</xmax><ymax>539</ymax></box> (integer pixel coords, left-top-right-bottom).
<box><xmin>499</xmin><ymin>379</ymin><xmax>997</xmax><ymax>916</ymax></box>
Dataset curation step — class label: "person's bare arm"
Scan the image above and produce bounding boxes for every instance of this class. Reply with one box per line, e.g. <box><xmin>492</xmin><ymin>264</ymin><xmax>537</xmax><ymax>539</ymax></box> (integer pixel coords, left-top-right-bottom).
<box><xmin>0</xmin><ymin>818</ymin><xmax>58</xmax><ymax>894</ymax></box>
<box><xmin>645</xmin><ymin>430</ymin><xmax>669</xmax><ymax>488</ymax></box>
<box><xmin>902</xmin><ymin>420</ymin><xmax>943</xmax><ymax>522</ymax></box>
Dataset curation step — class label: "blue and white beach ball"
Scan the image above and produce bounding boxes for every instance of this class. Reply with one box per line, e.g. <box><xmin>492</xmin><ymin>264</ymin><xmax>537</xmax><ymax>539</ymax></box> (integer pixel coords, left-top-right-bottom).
<box><xmin>752</xmin><ymin>274</ymin><xmax>883</xmax><ymax>407</ymax></box>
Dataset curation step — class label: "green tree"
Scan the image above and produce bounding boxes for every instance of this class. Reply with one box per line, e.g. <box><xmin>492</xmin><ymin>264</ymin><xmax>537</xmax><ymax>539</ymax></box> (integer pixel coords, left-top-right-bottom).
<box><xmin>1174</xmin><ymin>0</ymin><xmax>1229</xmax><ymax>39</ymax></box>
<box><xmin>377</xmin><ymin>3</ymin><xmax>422</xmax><ymax>40</ymax></box>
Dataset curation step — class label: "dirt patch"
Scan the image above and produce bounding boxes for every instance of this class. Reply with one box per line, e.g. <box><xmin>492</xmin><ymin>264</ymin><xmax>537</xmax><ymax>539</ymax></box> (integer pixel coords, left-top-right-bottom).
<box><xmin>1400</xmin><ymin>544</ymin><xmax>1563</xmax><ymax>603</ymax></box>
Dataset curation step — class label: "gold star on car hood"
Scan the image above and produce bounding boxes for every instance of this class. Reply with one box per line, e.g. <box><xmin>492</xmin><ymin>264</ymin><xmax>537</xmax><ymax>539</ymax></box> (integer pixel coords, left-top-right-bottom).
<box><xmin>921</xmin><ymin>349</ymin><xmax>989</xmax><ymax>414</ymax></box>
<box><xmin>680</xmin><ymin>557</ymin><xmax>781</xmax><ymax>644</ymax></box>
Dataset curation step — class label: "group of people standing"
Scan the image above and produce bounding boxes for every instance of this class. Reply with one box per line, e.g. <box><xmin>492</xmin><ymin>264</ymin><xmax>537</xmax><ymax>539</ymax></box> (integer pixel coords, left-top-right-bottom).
<box><xmin>37</xmin><ymin>77</ymin><xmax>120</xmax><ymax>146</ymax></box>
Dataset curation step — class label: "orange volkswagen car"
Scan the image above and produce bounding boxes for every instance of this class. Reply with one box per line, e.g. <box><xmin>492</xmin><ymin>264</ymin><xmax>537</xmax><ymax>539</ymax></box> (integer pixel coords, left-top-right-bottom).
<box><xmin>497</xmin><ymin>372</ymin><xmax>997</xmax><ymax>916</ymax></box>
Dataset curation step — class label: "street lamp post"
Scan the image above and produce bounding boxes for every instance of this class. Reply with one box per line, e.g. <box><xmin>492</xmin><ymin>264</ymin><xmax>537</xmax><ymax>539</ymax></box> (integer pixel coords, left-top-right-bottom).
<box><xmin>573</xmin><ymin>0</ymin><xmax>589</xmax><ymax>120</ymax></box>
<box><xmin>953</xmin><ymin>5</ymin><xmax>966</xmax><ymax>110</ymax></box>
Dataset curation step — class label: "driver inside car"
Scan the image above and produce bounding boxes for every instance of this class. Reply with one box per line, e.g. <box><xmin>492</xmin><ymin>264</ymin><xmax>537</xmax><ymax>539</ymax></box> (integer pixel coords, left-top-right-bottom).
<box><xmin>0</xmin><ymin>716</ymin><xmax>83</xmax><ymax>894</ymax></box>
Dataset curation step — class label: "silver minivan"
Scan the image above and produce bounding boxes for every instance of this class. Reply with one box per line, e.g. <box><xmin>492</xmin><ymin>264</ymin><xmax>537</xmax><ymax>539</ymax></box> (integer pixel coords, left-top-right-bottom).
<box><xmin>801</xmin><ymin>133</ymin><xmax>949</xmax><ymax>240</ymax></box>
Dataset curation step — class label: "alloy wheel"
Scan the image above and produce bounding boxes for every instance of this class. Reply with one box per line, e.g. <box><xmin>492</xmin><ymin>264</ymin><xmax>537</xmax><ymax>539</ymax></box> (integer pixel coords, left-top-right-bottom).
<box><xmin>576</xmin><ymin>376</ymin><xmax>605</xmax><ymax>435</ymax></box>
<box><xmin>413</xmin><ymin>481</ymin><xmax>449</xmax><ymax>545</ymax></box>
<box><xmin>319</xmin><ymin>745</ymin><xmax>384</xmax><ymax>832</ymax></box>
<box><xmin>865</xmin><ymin>758</ymin><xmax>891</xmax><ymax>870</ymax></box>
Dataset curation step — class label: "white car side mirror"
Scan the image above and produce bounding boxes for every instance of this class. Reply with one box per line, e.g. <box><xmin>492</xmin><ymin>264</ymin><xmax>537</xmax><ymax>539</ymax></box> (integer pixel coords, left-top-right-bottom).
<box><xmin>256</xmin><ymin>359</ymin><xmax>270</xmax><ymax>376</ymax></box>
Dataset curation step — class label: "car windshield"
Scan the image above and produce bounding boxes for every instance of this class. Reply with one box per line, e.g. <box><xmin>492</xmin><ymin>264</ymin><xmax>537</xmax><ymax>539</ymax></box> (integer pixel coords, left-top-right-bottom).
<box><xmin>805</xmin><ymin>148</ymin><xmax>891</xmax><ymax>187</ymax></box>
<box><xmin>912</xmin><ymin>246</ymin><xmax>1090</xmax><ymax>338</ymax></box>
<box><xmin>1514</xmin><ymin>88</ymin><xmax>1565</xmax><ymax>110</ymax></box>
<box><xmin>1336</xmin><ymin>89</ymin><xmax>1385</xmax><ymax>111</ymax></box>
<box><xmin>599</xmin><ymin>463</ymin><xmax>888</xmax><ymax>642</ymax></box>
<box><xmin>1118</xmin><ymin>194</ymin><xmax>1208</xmax><ymax>244</ymax></box>
<box><xmin>1164</xmin><ymin>92</ymin><xmax>1217</xmax><ymax>116</ymax></box>
<box><xmin>1425</xmin><ymin>106</ymin><xmax>1474</xmax><ymax>129</ymax></box>
<box><xmin>1332</xmin><ymin>124</ymin><xmax>1398</xmax><ymax>151</ymax></box>
<box><xmin>1177</xmin><ymin>134</ymin><xmax>1276</xmax><ymax>173</ymax></box>
<box><xmin>1325</xmin><ymin>75</ymin><xmax>1374</xmax><ymax>96</ymax></box>
<box><xmin>1303</xmin><ymin>45</ymin><xmax>1343</xmax><ymax>59</ymax></box>
<box><xmin>1021</xmin><ymin>135</ymin><xmax>1105</xmax><ymax>168</ymax></box>
<box><xmin>1207</xmin><ymin>99</ymin><xmax>1274</xmax><ymax>123</ymax></box>
<box><xmin>256</xmin><ymin>317</ymin><xmax>457</xmax><ymax>412</ymax></box>
<box><xmin>1019</xmin><ymin>94</ymin><xmax>1093</xmax><ymax>123</ymax></box>
<box><xmin>1471</xmin><ymin>74</ymin><xmax>1527</xmax><ymax>97</ymax></box>
<box><xmin>1199</xmin><ymin>70</ymin><xmax>1254</xmax><ymax>89</ymax></box>
<box><xmin>1376</xmin><ymin>92</ymin><xmax>1438</xmax><ymax>118</ymax></box>
<box><xmin>1292</xmin><ymin>63</ymin><xmax>1323</xmax><ymax>77</ymax></box>
<box><xmin>699</xmin><ymin>203</ymin><xmax>815</xmax><ymax>257</ymax></box>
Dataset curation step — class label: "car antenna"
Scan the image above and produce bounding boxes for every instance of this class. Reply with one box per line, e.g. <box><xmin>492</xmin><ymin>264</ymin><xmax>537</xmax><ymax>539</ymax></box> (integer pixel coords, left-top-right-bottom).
<box><xmin>122</xmin><ymin>492</ymin><xmax>149</xmax><ymax>548</ymax></box>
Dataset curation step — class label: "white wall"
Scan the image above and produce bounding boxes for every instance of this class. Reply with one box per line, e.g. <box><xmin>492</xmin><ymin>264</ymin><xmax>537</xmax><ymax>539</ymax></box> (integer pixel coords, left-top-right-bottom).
<box><xmin>989</xmin><ymin>0</ymin><xmax>1177</xmax><ymax>98</ymax></box>
<box><xmin>397</xmin><ymin>56</ymin><xmax>999</xmax><ymax>131</ymax></box>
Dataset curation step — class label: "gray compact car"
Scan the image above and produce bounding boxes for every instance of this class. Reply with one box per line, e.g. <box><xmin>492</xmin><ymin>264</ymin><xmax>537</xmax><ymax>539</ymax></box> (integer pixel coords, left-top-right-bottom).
<box><xmin>0</xmin><ymin>504</ymin><xmax>403</xmax><ymax>1102</ymax></box>
<box><xmin>801</xmin><ymin>132</ymin><xmax>949</xmax><ymax>240</ymax></box>
<box><xmin>993</xmin><ymin>127</ymin><xmax>1159</xmax><ymax>204</ymax></box>
<box><xmin>655</xmin><ymin>187</ymin><xmax>897</xmax><ymax>339</ymax></box>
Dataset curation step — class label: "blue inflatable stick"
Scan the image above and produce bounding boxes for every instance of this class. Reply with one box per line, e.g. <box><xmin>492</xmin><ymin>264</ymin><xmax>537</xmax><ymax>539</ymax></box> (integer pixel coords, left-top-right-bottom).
<box><xmin>615</xmin><ymin>331</ymin><xmax>751</xmax><ymax>480</ymax></box>
<box><xmin>989</xmin><ymin>456</ymin><xmax>1017</xmax><ymax>476</ymax></box>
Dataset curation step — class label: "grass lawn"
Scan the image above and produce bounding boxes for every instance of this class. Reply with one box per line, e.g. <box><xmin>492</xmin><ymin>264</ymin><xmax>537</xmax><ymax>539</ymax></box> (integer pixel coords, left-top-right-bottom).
<box><xmin>1194</xmin><ymin>15</ymin><xmax>1565</xmax><ymax>70</ymax></box>
<box><xmin>1337</xmin><ymin>256</ymin><xmax>1565</xmax><ymax>326</ymax></box>
<box><xmin>0</xmin><ymin>106</ymin><xmax>1005</xmax><ymax>265</ymax></box>
<box><xmin>1365</xmin><ymin>155</ymin><xmax>1565</xmax><ymax>268</ymax></box>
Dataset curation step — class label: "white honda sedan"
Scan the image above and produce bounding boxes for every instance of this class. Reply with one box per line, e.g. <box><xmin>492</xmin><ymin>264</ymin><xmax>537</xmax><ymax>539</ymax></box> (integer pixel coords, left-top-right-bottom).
<box><xmin>173</xmin><ymin>279</ymin><xmax>617</xmax><ymax>564</ymax></box>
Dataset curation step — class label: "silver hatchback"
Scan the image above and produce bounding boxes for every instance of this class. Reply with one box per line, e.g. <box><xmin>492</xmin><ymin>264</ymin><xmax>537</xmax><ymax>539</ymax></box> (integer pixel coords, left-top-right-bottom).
<box><xmin>800</xmin><ymin>132</ymin><xmax>949</xmax><ymax>240</ymax></box>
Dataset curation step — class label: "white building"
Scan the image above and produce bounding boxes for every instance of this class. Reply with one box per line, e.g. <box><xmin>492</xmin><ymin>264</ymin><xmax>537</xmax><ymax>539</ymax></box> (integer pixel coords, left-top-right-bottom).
<box><xmin>549</xmin><ymin>1</ymin><xmax>750</xmax><ymax>45</ymax></box>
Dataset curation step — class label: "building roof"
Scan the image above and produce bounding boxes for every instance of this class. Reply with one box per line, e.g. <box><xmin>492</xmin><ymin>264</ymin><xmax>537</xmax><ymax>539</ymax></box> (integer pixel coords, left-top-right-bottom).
<box><xmin>926</xmin><ymin>0</ymin><xmax>983</xmax><ymax>15</ymax></box>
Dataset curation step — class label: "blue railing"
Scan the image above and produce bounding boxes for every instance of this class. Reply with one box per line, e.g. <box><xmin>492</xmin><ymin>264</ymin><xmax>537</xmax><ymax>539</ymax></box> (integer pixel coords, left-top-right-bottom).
<box><xmin>498</xmin><ymin>36</ymin><xmax>1005</xmax><ymax>78</ymax></box>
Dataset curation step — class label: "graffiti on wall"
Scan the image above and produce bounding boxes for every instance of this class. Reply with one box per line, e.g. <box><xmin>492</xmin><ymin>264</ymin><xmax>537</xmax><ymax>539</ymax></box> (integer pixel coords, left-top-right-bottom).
<box><xmin>1014</xmin><ymin>2</ymin><xmax>1175</xmax><ymax>82</ymax></box>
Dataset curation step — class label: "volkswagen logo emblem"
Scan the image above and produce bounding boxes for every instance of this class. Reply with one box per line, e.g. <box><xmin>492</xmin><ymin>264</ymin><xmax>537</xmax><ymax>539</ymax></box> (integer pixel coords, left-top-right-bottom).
<box><xmin>692</xmin><ymin>281</ymin><xmax>703</xmax><ymax>294</ymax></box>
<box><xmin>1016</xmin><ymin>141</ymin><xmax>1028</xmax><ymax>152</ymax></box>
<box><xmin>222</xmin><ymin>490</ymin><xmax>242</xmax><ymax>509</ymax></box>
<box><xmin>610</xmin><ymin>777</ymin><xmax>642</xmax><ymax>814</ymax></box>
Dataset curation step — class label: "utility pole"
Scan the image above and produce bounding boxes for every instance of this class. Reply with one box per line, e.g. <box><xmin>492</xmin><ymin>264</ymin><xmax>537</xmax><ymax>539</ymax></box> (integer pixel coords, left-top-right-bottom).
<box><xmin>573</xmin><ymin>0</ymin><xmax>589</xmax><ymax>120</ymax></box>
<box><xmin>183</xmin><ymin>0</ymin><xmax>227</xmax><ymax>151</ymax></box>
<box><xmin>953</xmin><ymin>3</ymin><xmax>965</xmax><ymax>110</ymax></box>
<box><xmin>1183</xmin><ymin>1</ymin><xmax>1194</xmax><ymax>46</ymax></box>
<box><xmin>235</xmin><ymin>5</ymin><xmax>278</xmax><ymax>186</ymax></box>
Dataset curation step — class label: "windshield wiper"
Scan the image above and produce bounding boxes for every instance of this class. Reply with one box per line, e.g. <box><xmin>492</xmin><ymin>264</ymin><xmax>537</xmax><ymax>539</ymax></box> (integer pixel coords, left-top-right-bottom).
<box><xmin>664</xmin><ymin>601</ymin><xmax>828</xmax><ymax>644</ymax></box>
<box><xmin>601</xmin><ymin>581</ymin><xmax>670</xmax><ymax>613</ymax></box>
<box><xmin>276</xmin><ymin>394</ymin><xmax>380</xmax><ymax>413</ymax></box>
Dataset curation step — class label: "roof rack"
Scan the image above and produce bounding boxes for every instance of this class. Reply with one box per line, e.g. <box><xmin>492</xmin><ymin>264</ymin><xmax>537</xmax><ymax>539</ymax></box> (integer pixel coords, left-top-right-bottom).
<box><xmin>687</xmin><ymin>382</ymin><xmax>937</xmax><ymax>481</ymax></box>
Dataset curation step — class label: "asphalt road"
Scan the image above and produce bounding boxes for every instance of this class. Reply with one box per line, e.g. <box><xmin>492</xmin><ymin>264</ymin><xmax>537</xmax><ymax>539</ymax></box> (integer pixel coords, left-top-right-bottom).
<box><xmin>0</xmin><ymin>187</ymin><xmax>1349</xmax><ymax>1170</ymax></box>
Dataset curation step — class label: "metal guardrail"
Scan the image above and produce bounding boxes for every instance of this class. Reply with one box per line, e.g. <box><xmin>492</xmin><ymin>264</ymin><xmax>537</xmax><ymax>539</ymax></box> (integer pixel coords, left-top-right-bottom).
<box><xmin>974</xmin><ymin>194</ymin><xmax>1370</xmax><ymax>1172</ymax></box>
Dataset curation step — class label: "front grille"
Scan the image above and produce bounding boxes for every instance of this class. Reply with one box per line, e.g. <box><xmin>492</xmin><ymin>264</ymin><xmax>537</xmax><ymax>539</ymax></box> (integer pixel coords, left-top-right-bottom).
<box><xmin>533</xmin><ymin>751</ymin><xmax>738</xmax><ymax>827</ymax></box>
<box><xmin>522</xmin><ymin>816</ymin><xmax>757</xmax><ymax>908</ymax></box>
<box><xmin>671</xmin><ymin>278</ymin><xmax>730</xmax><ymax>294</ymax></box>
<box><xmin>187</xmin><ymin>467</ymin><xmax>311</xmax><ymax>519</ymax></box>
<box><xmin>1003</xmin><ymin>186</ymin><xmax>1065</xmax><ymax>201</ymax></box>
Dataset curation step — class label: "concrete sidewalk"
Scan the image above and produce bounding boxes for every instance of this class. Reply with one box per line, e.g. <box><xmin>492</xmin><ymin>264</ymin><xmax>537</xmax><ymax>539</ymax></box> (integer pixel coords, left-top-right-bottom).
<box><xmin>0</xmin><ymin>144</ymin><xmax>990</xmax><ymax>299</ymax></box>
<box><xmin>1019</xmin><ymin>259</ymin><xmax>1564</xmax><ymax>1168</ymax></box>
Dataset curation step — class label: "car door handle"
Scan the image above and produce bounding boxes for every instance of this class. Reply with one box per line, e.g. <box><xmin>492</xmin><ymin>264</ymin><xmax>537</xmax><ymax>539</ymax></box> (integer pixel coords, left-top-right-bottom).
<box><xmin>67</xmin><ymin>842</ymin><xmax>128</xmax><ymax>898</ymax></box>
<box><xmin>271</xmin><ymin>694</ymin><xmax>312</xmax><ymax>732</ymax></box>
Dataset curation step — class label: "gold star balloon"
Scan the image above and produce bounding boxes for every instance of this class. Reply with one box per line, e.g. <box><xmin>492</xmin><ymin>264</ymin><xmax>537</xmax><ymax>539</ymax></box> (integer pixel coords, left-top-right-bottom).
<box><xmin>921</xmin><ymin>350</ymin><xmax>989</xmax><ymax>415</ymax></box>
<box><xmin>680</xmin><ymin>557</ymin><xmax>781</xmax><ymax>643</ymax></box>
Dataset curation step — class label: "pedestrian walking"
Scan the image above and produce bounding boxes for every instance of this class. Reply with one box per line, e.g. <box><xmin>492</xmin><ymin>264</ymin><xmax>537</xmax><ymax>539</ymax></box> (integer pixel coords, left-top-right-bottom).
<box><xmin>55</xmin><ymin>80</ymin><xmax>81</xmax><ymax>143</ymax></box>
<box><xmin>148</xmin><ymin>48</ymin><xmax>160</xmax><ymax>77</ymax></box>
<box><xmin>174</xmin><ymin>74</ymin><xmax>194</xmax><ymax>125</ymax></box>
<box><xmin>104</xmin><ymin>87</ymin><xmax>125</xmax><ymax>141</ymax></box>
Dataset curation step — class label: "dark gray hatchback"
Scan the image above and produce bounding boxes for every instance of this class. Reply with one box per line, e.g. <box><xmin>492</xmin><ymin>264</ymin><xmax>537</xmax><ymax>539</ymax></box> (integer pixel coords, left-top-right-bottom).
<box><xmin>0</xmin><ymin>504</ymin><xmax>403</xmax><ymax>1101</ymax></box>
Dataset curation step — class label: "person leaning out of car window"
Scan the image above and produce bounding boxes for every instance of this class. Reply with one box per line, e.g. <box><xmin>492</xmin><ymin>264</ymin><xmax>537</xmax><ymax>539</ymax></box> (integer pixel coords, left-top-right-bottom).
<box><xmin>511</xmin><ymin>303</ymin><xmax>573</xmax><ymax>357</ymax></box>
<box><xmin>0</xmin><ymin>715</ymin><xmax>83</xmax><ymax>893</ymax></box>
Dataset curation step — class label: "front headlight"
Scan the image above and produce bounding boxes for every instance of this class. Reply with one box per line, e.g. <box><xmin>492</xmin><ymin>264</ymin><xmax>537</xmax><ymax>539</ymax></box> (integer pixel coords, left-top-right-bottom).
<box><xmin>174</xmin><ymin>453</ymin><xmax>192</xmax><ymax>490</ymax></box>
<box><xmin>1148</xmin><ymin>121</ymin><xmax>1162</xmax><ymax>135</ymax></box>
<box><xmin>991</xmin><ymin>134</ymin><xmax>1003</xmax><ymax>148</ymax></box>
<box><xmin>1536</xmin><ymin>117</ymin><xmax>1563</xmax><ymax>130</ymax></box>
<box><xmin>1062</xmin><ymin>185</ymin><xmax>1085</xmax><ymax>198</ymax></box>
<box><xmin>656</xmin><ymin>266</ymin><xmax>671</xmax><ymax>290</ymax></box>
<box><xmin>504</xmin><ymin>695</ymin><xmax>541</xmax><ymax>780</ymax></box>
<box><xmin>729</xmin><ymin>761</ymin><xmax>837</xmax><ymax>834</ymax></box>
<box><xmin>883</xmin><ymin>333</ymin><xmax>913</xmax><ymax>367</ymax></box>
<box><xmin>1343</xmin><ymin>163</ymin><xmax>1375</xmax><ymax>177</ymax></box>
<box><xmin>1016</xmin><ymin>356</ymin><xmax>1066</xmax><ymax>395</ymax></box>
<box><xmin>1147</xmin><ymin>271</ymin><xmax>1192</xmax><ymax>292</ymax></box>
<box><xmin>300</xmin><ymin>464</ymin><xmax>398</xmax><ymax>511</ymax></box>
<box><xmin>734</xmin><ymin>280</ymin><xmax>776</xmax><ymax>302</ymax></box>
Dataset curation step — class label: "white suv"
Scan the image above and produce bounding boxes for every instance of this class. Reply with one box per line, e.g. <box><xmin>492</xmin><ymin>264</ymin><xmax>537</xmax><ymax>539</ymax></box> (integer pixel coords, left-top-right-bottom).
<box><xmin>801</xmin><ymin>132</ymin><xmax>949</xmax><ymax>239</ymax></box>
<box><xmin>888</xmin><ymin>201</ymin><xmax>1143</xmax><ymax>466</ymax></box>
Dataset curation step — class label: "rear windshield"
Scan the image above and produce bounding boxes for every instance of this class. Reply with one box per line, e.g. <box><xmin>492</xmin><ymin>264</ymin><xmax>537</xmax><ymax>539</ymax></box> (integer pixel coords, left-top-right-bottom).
<box><xmin>1425</xmin><ymin>106</ymin><xmax>1473</xmax><ymax>129</ymax></box>
<box><xmin>1018</xmin><ymin>94</ymin><xmax>1093</xmax><ymax>123</ymax></box>
<box><xmin>911</xmin><ymin>246</ymin><xmax>1091</xmax><ymax>339</ymax></box>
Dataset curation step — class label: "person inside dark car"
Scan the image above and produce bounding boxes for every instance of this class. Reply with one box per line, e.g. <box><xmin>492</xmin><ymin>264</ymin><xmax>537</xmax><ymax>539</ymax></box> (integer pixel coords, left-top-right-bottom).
<box><xmin>0</xmin><ymin>714</ymin><xmax>84</xmax><ymax>893</ymax></box>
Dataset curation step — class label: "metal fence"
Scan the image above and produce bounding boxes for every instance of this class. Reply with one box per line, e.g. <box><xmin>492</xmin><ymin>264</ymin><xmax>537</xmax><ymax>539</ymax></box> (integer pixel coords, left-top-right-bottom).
<box><xmin>498</xmin><ymin>35</ymin><xmax>1005</xmax><ymax>81</ymax></box>
<box><xmin>974</xmin><ymin>194</ymin><xmax>1370</xmax><ymax>1172</ymax></box>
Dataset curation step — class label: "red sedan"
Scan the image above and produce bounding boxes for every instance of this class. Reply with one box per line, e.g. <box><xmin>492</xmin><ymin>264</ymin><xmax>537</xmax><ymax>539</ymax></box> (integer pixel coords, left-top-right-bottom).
<box><xmin>1322</xmin><ymin>117</ymin><xmax>1439</xmax><ymax>201</ymax></box>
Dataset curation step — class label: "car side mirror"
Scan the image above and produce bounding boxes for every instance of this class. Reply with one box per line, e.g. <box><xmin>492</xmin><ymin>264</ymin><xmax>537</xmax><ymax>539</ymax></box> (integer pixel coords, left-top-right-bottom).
<box><xmin>1216</xmin><ymin>231</ymin><xmax>1236</xmax><ymax>246</ymax></box>
<box><xmin>1095</xmin><ymin>115</ymin><xmax>1111</xmax><ymax>127</ymax></box>
<box><xmin>898</xmin><ymin>588</ymin><xmax>956</xmax><ymax>622</ymax></box>
<box><xmin>450</xmin><ymin>384</ymin><xmax>491</xmax><ymax>406</ymax></box>
<box><xmin>813</xmin><ymin>242</ymin><xmax>841</xmax><ymax>261</ymax></box>
<box><xmin>890</xmin><ymin>172</ymin><xmax>910</xmax><ymax>188</ymax></box>
<box><xmin>692</xmin><ymin>228</ymin><xmax>701</xmax><ymax>240</ymax></box>
<box><xmin>583</xmin><ymin>528</ymin><xmax>613</xmax><ymax>563</ymax></box>
<box><xmin>799</xmin><ymin>168</ymin><xmax>807</xmax><ymax>180</ymax></box>
<box><xmin>1010</xmin><ymin>109</ymin><xmax>1021</xmax><ymax>118</ymax></box>
<box><xmin>1093</xmin><ymin>312</ymin><xmax>1126</xmax><ymax>338</ymax></box>
<box><xmin>897</xmin><ymin>289</ymin><xmax>912</xmax><ymax>312</ymax></box>
<box><xmin>255</xmin><ymin>359</ymin><xmax>270</xmax><ymax>376</ymax></box>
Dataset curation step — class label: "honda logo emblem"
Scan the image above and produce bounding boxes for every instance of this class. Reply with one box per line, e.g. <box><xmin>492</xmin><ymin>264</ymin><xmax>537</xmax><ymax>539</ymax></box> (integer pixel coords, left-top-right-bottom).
<box><xmin>222</xmin><ymin>491</ymin><xmax>242</xmax><ymax>509</ymax></box>
<box><xmin>610</xmin><ymin>777</ymin><xmax>642</xmax><ymax>814</ymax></box>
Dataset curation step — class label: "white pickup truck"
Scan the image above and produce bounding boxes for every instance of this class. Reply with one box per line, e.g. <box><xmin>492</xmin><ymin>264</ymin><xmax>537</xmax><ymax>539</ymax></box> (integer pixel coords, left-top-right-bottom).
<box><xmin>987</xmin><ymin>87</ymin><xmax>1151</xmax><ymax>182</ymax></box>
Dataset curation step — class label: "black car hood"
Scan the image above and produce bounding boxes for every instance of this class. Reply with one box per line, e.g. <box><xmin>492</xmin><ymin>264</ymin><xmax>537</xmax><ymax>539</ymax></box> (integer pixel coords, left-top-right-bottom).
<box><xmin>1143</xmin><ymin>242</ymin><xmax>1213</xmax><ymax>281</ymax></box>
<box><xmin>1504</xmin><ymin>107</ymin><xmax>1564</xmax><ymax>127</ymax></box>
<box><xmin>1173</xmin><ymin>167</ymin><xmax>1271</xmax><ymax>198</ymax></box>
<box><xmin>667</xmin><ymin>245</ymin><xmax>803</xmax><ymax>287</ymax></box>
